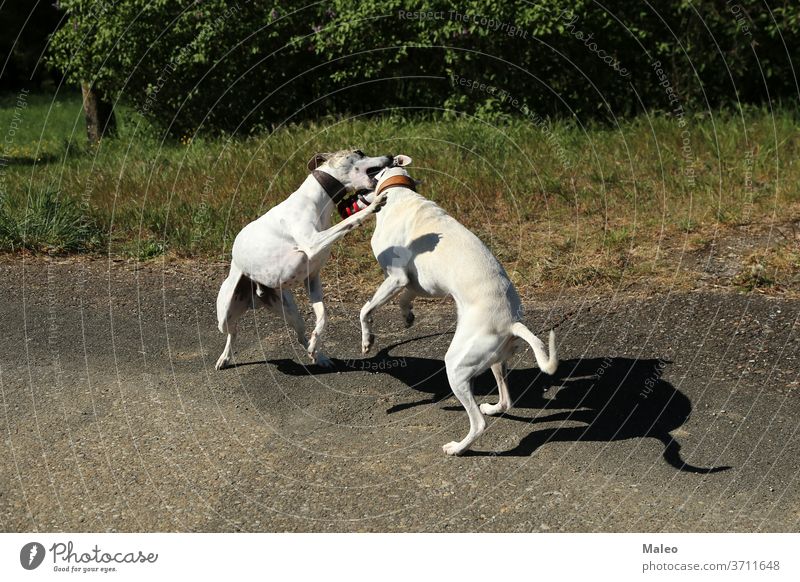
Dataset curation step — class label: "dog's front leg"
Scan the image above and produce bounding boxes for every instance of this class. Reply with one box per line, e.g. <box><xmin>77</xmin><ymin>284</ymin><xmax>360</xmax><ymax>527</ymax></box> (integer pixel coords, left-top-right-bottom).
<box><xmin>360</xmin><ymin>274</ymin><xmax>408</xmax><ymax>354</ymax></box>
<box><xmin>290</xmin><ymin>192</ymin><xmax>387</xmax><ymax>262</ymax></box>
<box><xmin>305</xmin><ymin>273</ymin><xmax>332</xmax><ymax>367</ymax></box>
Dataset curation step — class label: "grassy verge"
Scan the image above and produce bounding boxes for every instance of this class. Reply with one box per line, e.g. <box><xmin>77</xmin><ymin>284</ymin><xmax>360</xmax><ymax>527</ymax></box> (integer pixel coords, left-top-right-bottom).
<box><xmin>1</xmin><ymin>91</ymin><xmax>798</xmax><ymax>294</ymax></box>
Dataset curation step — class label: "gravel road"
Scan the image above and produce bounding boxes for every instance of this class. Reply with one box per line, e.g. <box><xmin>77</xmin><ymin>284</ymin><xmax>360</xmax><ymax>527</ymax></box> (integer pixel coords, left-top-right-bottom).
<box><xmin>1</xmin><ymin>258</ymin><xmax>798</xmax><ymax>532</ymax></box>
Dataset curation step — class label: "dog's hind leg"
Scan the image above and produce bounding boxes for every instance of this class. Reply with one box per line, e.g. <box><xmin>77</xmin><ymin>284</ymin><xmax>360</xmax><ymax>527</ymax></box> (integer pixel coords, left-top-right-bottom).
<box><xmin>441</xmin><ymin>330</ymin><xmax>505</xmax><ymax>455</ymax></box>
<box><xmin>480</xmin><ymin>362</ymin><xmax>511</xmax><ymax>416</ymax></box>
<box><xmin>267</xmin><ymin>288</ymin><xmax>309</xmax><ymax>352</ymax></box>
<box><xmin>215</xmin><ymin>265</ymin><xmax>253</xmax><ymax>370</ymax></box>
<box><xmin>398</xmin><ymin>288</ymin><xmax>416</xmax><ymax>328</ymax></box>
<box><xmin>442</xmin><ymin>364</ymin><xmax>485</xmax><ymax>456</ymax></box>
<box><xmin>359</xmin><ymin>274</ymin><xmax>408</xmax><ymax>354</ymax></box>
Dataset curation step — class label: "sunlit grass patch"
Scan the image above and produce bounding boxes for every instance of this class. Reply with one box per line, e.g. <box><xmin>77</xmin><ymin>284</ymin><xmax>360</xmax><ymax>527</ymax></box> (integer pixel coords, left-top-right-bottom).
<box><xmin>1</xmin><ymin>92</ymin><xmax>798</xmax><ymax>293</ymax></box>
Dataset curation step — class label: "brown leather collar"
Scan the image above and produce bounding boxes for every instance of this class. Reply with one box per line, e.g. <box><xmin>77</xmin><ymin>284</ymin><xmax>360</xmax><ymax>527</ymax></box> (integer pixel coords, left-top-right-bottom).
<box><xmin>375</xmin><ymin>174</ymin><xmax>417</xmax><ymax>197</ymax></box>
<box><xmin>311</xmin><ymin>169</ymin><xmax>347</xmax><ymax>204</ymax></box>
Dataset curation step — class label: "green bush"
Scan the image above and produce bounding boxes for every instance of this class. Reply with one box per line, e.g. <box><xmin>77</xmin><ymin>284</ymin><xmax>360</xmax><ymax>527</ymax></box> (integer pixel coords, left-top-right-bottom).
<box><xmin>316</xmin><ymin>0</ymin><xmax>800</xmax><ymax>118</ymax></box>
<box><xmin>48</xmin><ymin>1</ymin><xmax>800</xmax><ymax>136</ymax></box>
<box><xmin>49</xmin><ymin>0</ymin><xmax>328</xmax><ymax>136</ymax></box>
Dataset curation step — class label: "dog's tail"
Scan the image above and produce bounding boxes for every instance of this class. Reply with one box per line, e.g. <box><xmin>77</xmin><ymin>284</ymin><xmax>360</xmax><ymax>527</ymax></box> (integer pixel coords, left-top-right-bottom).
<box><xmin>217</xmin><ymin>264</ymin><xmax>248</xmax><ymax>334</ymax></box>
<box><xmin>657</xmin><ymin>433</ymin><xmax>731</xmax><ymax>474</ymax></box>
<box><xmin>511</xmin><ymin>322</ymin><xmax>558</xmax><ymax>375</ymax></box>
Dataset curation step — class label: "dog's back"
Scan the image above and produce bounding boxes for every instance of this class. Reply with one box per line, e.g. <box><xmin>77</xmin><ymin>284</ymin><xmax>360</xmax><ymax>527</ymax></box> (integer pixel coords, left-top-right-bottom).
<box><xmin>372</xmin><ymin>188</ymin><xmax>522</xmax><ymax>327</ymax></box>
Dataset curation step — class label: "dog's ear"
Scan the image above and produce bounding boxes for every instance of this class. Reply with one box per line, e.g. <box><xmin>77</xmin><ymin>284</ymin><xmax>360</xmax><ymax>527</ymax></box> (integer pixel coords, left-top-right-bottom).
<box><xmin>393</xmin><ymin>154</ymin><xmax>412</xmax><ymax>167</ymax></box>
<box><xmin>307</xmin><ymin>153</ymin><xmax>332</xmax><ymax>172</ymax></box>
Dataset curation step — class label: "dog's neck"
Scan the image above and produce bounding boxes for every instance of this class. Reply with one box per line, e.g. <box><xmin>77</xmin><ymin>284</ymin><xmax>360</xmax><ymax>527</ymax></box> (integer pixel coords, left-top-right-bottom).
<box><xmin>375</xmin><ymin>174</ymin><xmax>416</xmax><ymax>196</ymax></box>
<box><xmin>311</xmin><ymin>169</ymin><xmax>349</xmax><ymax>205</ymax></box>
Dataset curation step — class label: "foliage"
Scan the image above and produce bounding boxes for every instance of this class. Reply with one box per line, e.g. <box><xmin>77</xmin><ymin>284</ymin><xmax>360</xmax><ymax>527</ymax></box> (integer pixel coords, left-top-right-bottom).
<box><xmin>316</xmin><ymin>0</ymin><xmax>800</xmax><ymax>119</ymax></box>
<box><xmin>0</xmin><ymin>0</ymin><xmax>62</xmax><ymax>91</ymax></box>
<box><xmin>49</xmin><ymin>0</ymin><xmax>327</xmax><ymax>136</ymax></box>
<box><xmin>46</xmin><ymin>1</ymin><xmax>800</xmax><ymax>136</ymax></box>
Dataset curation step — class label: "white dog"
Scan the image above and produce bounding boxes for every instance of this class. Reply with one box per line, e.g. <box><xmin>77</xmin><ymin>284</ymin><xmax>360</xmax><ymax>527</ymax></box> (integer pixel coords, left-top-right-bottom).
<box><xmin>215</xmin><ymin>150</ymin><xmax>403</xmax><ymax>370</ymax></box>
<box><xmin>359</xmin><ymin>163</ymin><xmax>558</xmax><ymax>455</ymax></box>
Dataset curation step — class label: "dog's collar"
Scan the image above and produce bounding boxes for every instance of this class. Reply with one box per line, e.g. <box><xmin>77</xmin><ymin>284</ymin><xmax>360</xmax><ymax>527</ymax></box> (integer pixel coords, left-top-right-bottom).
<box><xmin>375</xmin><ymin>175</ymin><xmax>417</xmax><ymax>197</ymax></box>
<box><xmin>311</xmin><ymin>169</ymin><xmax>348</xmax><ymax>204</ymax></box>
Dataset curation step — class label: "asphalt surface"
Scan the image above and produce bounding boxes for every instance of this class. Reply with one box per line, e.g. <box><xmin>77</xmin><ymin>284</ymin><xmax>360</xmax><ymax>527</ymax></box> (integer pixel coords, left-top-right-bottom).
<box><xmin>1</xmin><ymin>258</ymin><xmax>798</xmax><ymax>532</ymax></box>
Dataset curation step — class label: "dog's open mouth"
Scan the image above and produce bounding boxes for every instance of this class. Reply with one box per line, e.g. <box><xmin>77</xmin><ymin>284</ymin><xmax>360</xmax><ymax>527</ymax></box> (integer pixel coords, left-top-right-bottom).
<box><xmin>366</xmin><ymin>166</ymin><xmax>383</xmax><ymax>179</ymax></box>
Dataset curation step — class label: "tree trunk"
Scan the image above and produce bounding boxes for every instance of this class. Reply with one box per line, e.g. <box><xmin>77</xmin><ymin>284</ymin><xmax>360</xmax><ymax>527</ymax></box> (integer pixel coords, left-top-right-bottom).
<box><xmin>81</xmin><ymin>83</ymin><xmax>116</xmax><ymax>143</ymax></box>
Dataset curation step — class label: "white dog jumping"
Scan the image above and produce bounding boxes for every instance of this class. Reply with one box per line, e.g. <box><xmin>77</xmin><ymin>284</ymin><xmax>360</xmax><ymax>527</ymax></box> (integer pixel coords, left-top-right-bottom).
<box><xmin>359</xmin><ymin>162</ymin><xmax>558</xmax><ymax>455</ymax></box>
<box><xmin>215</xmin><ymin>150</ymin><xmax>399</xmax><ymax>370</ymax></box>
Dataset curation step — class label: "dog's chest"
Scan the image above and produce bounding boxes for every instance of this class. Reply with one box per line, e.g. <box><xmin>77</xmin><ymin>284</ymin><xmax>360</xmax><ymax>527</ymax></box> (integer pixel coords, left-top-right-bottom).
<box><xmin>371</xmin><ymin>198</ymin><xmax>416</xmax><ymax>251</ymax></box>
<box><xmin>314</xmin><ymin>211</ymin><xmax>333</xmax><ymax>231</ymax></box>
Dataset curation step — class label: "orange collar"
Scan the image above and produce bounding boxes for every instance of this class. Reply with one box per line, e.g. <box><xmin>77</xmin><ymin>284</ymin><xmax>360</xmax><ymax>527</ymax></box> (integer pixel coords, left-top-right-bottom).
<box><xmin>375</xmin><ymin>174</ymin><xmax>417</xmax><ymax>197</ymax></box>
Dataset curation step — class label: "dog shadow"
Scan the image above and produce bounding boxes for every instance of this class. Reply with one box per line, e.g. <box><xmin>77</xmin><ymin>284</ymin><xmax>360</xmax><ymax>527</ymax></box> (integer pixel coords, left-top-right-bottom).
<box><xmin>376</xmin><ymin>233</ymin><xmax>441</xmax><ymax>267</ymax></box>
<box><xmin>267</xmin><ymin>335</ymin><xmax>729</xmax><ymax>473</ymax></box>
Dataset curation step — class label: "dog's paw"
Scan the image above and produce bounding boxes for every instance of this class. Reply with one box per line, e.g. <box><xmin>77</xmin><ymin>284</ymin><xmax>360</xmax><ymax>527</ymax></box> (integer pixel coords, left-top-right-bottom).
<box><xmin>215</xmin><ymin>355</ymin><xmax>231</xmax><ymax>370</ymax></box>
<box><xmin>480</xmin><ymin>402</ymin><xmax>506</xmax><ymax>416</ymax></box>
<box><xmin>369</xmin><ymin>191</ymin><xmax>388</xmax><ymax>211</ymax></box>
<box><xmin>307</xmin><ymin>339</ymin><xmax>332</xmax><ymax>366</ymax></box>
<box><xmin>307</xmin><ymin>332</ymin><xmax>320</xmax><ymax>355</ymax></box>
<box><xmin>314</xmin><ymin>353</ymin><xmax>334</xmax><ymax>368</ymax></box>
<box><xmin>442</xmin><ymin>441</ymin><xmax>466</xmax><ymax>456</ymax></box>
<box><xmin>361</xmin><ymin>332</ymin><xmax>375</xmax><ymax>355</ymax></box>
<box><xmin>403</xmin><ymin>310</ymin><xmax>415</xmax><ymax>328</ymax></box>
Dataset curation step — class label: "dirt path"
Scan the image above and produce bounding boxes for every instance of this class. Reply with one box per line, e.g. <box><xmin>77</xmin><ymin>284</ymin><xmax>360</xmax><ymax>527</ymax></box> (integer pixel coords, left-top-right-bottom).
<box><xmin>1</xmin><ymin>258</ymin><xmax>798</xmax><ymax>532</ymax></box>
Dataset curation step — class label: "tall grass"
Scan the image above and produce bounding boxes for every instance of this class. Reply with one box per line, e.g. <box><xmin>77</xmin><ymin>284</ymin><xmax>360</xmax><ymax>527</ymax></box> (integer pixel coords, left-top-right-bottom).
<box><xmin>0</xmin><ymin>189</ymin><xmax>100</xmax><ymax>252</ymax></box>
<box><xmin>1</xmin><ymin>92</ymin><xmax>797</xmax><ymax>290</ymax></box>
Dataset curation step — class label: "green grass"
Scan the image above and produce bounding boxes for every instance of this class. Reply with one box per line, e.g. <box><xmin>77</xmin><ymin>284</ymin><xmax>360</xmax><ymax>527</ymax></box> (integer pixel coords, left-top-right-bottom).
<box><xmin>0</xmin><ymin>188</ymin><xmax>101</xmax><ymax>252</ymax></box>
<box><xmin>1</xmin><ymin>91</ymin><xmax>798</xmax><ymax>292</ymax></box>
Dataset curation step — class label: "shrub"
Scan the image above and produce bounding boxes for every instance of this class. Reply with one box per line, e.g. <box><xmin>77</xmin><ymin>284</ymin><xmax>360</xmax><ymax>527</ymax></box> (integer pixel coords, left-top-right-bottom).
<box><xmin>48</xmin><ymin>1</ymin><xmax>800</xmax><ymax>136</ymax></box>
<box><xmin>316</xmin><ymin>0</ymin><xmax>800</xmax><ymax>119</ymax></box>
<box><xmin>49</xmin><ymin>0</ymin><xmax>328</xmax><ymax>137</ymax></box>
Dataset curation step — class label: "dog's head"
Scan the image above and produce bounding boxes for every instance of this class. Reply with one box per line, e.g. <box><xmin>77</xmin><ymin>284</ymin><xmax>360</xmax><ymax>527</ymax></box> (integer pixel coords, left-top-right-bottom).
<box><xmin>348</xmin><ymin>154</ymin><xmax>421</xmax><ymax>209</ymax></box>
<box><xmin>371</xmin><ymin>157</ymin><xmax>416</xmax><ymax>190</ymax></box>
<box><xmin>307</xmin><ymin>150</ymin><xmax>410</xmax><ymax>191</ymax></box>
